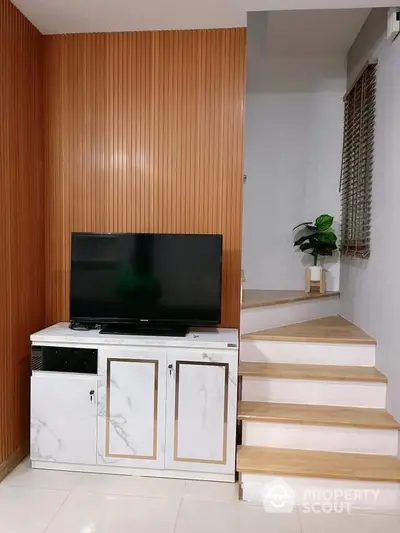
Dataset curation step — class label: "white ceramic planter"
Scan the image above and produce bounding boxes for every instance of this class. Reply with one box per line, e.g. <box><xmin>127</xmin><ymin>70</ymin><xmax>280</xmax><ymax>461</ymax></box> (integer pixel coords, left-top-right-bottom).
<box><xmin>309</xmin><ymin>265</ymin><xmax>322</xmax><ymax>282</ymax></box>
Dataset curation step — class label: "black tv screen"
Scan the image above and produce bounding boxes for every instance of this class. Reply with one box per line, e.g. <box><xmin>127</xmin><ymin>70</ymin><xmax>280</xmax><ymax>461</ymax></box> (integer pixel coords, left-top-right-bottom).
<box><xmin>70</xmin><ymin>233</ymin><xmax>223</xmax><ymax>326</ymax></box>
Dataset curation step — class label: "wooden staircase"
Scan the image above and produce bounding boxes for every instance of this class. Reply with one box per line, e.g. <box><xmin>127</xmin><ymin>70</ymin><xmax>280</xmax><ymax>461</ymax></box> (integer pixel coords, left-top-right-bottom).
<box><xmin>237</xmin><ymin>313</ymin><xmax>400</xmax><ymax>511</ymax></box>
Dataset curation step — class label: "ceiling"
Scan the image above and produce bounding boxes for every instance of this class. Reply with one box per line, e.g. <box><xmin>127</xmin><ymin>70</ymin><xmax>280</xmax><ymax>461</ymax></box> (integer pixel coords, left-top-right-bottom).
<box><xmin>9</xmin><ymin>0</ymin><xmax>395</xmax><ymax>34</ymax></box>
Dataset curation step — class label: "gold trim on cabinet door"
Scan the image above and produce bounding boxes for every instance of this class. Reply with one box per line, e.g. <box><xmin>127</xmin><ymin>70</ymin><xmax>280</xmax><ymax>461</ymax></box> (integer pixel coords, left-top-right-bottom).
<box><xmin>173</xmin><ymin>360</ymin><xmax>229</xmax><ymax>464</ymax></box>
<box><xmin>106</xmin><ymin>357</ymin><xmax>159</xmax><ymax>460</ymax></box>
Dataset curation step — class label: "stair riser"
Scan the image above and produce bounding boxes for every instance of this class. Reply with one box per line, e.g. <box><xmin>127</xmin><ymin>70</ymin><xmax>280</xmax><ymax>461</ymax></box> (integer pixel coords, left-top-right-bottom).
<box><xmin>240</xmin><ymin>340</ymin><xmax>375</xmax><ymax>367</ymax></box>
<box><xmin>240</xmin><ymin>473</ymin><xmax>400</xmax><ymax>511</ymax></box>
<box><xmin>242</xmin><ymin>421</ymin><xmax>399</xmax><ymax>455</ymax></box>
<box><xmin>240</xmin><ymin>297</ymin><xmax>340</xmax><ymax>334</ymax></box>
<box><xmin>241</xmin><ymin>378</ymin><xmax>387</xmax><ymax>408</ymax></box>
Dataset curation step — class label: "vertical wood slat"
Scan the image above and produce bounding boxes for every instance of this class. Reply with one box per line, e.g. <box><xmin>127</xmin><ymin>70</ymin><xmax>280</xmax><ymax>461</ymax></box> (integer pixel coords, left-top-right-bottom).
<box><xmin>43</xmin><ymin>29</ymin><xmax>246</xmax><ymax>328</ymax></box>
<box><xmin>0</xmin><ymin>0</ymin><xmax>44</xmax><ymax>467</ymax></box>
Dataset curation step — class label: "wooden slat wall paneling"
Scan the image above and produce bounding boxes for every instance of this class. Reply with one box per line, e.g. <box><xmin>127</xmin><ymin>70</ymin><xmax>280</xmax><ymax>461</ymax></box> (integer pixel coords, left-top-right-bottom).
<box><xmin>0</xmin><ymin>0</ymin><xmax>44</xmax><ymax>473</ymax></box>
<box><xmin>43</xmin><ymin>29</ymin><xmax>246</xmax><ymax>328</ymax></box>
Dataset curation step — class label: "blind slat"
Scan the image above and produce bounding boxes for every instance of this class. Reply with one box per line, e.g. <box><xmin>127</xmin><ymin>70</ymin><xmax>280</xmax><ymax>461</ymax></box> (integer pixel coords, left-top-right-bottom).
<box><xmin>340</xmin><ymin>63</ymin><xmax>376</xmax><ymax>258</ymax></box>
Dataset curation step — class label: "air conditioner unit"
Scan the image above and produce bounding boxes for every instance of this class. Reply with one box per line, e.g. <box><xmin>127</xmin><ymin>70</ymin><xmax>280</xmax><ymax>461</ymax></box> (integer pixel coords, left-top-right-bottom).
<box><xmin>387</xmin><ymin>7</ymin><xmax>400</xmax><ymax>42</ymax></box>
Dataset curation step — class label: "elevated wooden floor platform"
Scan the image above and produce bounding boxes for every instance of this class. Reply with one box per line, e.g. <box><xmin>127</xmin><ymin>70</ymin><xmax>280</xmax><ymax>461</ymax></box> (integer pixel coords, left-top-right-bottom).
<box><xmin>241</xmin><ymin>289</ymin><xmax>339</xmax><ymax>310</ymax></box>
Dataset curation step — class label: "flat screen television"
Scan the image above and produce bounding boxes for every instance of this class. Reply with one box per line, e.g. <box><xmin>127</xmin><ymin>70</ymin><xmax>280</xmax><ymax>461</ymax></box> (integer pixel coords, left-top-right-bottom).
<box><xmin>70</xmin><ymin>232</ymin><xmax>223</xmax><ymax>335</ymax></box>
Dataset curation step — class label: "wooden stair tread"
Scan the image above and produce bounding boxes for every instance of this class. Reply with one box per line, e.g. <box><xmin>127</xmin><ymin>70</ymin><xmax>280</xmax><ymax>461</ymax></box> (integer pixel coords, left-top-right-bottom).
<box><xmin>241</xmin><ymin>316</ymin><xmax>376</xmax><ymax>344</ymax></box>
<box><xmin>241</xmin><ymin>290</ymin><xmax>339</xmax><ymax>310</ymax></box>
<box><xmin>238</xmin><ymin>401</ymin><xmax>400</xmax><ymax>429</ymax></box>
<box><xmin>237</xmin><ymin>446</ymin><xmax>400</xmax><ymax>482</ymax></box>
<box><xmin>239</xmin><ymin>362</ymin><xmax>387</xmax><ymax>382</ymax></box>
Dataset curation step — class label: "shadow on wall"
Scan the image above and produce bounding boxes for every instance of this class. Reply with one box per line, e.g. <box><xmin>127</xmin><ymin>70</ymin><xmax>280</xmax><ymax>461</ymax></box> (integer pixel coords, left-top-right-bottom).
<box><xmin>247</xmin><ymin>10</ymin><xmax>356</xmax><ymax>94</ymax></box>
<box><xmin>242</xmin><ymin>11</ymin><xmax>345</xmax><ymax>292</ymax></box>
<box><xmin>247</xmin><ymin>55</ymin><xmax>346</xmax><ymax>94</ymax></box>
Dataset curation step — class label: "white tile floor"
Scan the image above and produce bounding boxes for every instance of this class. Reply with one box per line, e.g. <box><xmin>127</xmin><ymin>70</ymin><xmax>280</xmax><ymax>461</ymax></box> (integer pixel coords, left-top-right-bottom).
<box><xmin>0</xmin><ymin>459</ymin><xmax>399</xmax><ymax>533</ymax></box>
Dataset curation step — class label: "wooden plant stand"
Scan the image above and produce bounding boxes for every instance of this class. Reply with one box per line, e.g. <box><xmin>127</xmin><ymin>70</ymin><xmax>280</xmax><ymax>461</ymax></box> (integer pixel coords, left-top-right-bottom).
<box><xmin>305</xmin><ymin>267</ymin><xmax>326</xmax><ymax>294</ymax></box>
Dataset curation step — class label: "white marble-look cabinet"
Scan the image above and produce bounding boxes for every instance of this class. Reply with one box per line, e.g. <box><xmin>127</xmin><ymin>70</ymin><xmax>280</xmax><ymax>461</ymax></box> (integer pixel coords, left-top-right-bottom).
<box><xmin>97</xmin><ymin>347</ymin><xmax>167</xmax><ymax>469</ymax></box>
<box><xmin>165</xmin><ymin>350</ymin><xmax>238</xmax><ymax>474</ymax></box>
<box><xmin>31</xmin><ymin>373</ymin><xmax>98</xmax><ymax>465</ymax></box>
<box><xmin>30</xmin><ymin>324</ymin><xmax>239</xmax><ymax>480</ymax></box>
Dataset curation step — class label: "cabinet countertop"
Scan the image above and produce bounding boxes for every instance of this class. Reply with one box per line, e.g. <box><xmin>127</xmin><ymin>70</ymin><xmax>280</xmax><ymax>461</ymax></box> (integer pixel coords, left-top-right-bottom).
<box><xmin>31</xmin><ymin>323</ymin><xmax>239</xmax><ymax>351</ymax></box>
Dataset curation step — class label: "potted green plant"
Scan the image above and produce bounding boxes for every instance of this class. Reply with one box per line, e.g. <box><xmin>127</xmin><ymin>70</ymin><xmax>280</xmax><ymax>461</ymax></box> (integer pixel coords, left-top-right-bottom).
<box><xmin>293</xmin><ymin>214</ymin><xmax>338</xmax><ymax>284</ymax></box>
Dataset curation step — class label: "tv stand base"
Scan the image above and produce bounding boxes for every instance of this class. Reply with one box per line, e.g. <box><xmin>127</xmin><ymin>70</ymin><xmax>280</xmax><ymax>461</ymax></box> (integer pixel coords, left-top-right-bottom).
<box><xmin>99</xmin><ymin>324</ymin><xmax>189</xmax><ymax>337</ymax></box>
<box><xmin>31</xmin><ymin>460</ymin><xmax>235</xmax><ymax>483</ymax></box>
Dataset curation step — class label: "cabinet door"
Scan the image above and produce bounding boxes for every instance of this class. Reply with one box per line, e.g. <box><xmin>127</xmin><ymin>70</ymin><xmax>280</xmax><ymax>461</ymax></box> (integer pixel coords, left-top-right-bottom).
<box><xmin>31</xmin><ymin>373</ymin><xmax>98</xmax><ymax>465</ymax></box>
<box><xmin>165</xmin><ymin>350</ymin><xmax>237</xmax><ymax>474</ymax></box>
<box><xmin>97</xmin><ymin>347</ymin><xmax>166</xmax><ymax>469</ymax></box>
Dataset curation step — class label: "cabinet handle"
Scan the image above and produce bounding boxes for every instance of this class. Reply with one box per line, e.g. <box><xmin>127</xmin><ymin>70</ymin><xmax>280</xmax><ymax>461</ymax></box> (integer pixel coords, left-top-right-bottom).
<box><xmin>89</xmin><ymin>390</ymin><xmax>95</xmax><ymax>403</ymax></box>
<box><xmin>168</xmin><ymin>364</ymin><xmax>173</xmax><ymax>376</ymax></box>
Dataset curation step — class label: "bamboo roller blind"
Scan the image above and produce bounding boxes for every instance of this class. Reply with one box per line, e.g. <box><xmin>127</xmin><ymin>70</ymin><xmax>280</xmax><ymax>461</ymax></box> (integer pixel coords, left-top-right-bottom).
<box><xmin>340</xmin><ymin>63</ymin><xmax>377</xmax><ymax>258</ymax></box>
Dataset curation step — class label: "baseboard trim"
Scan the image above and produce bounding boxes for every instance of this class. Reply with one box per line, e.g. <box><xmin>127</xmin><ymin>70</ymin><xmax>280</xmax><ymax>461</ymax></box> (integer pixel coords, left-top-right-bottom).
<box><xmin>0</xmin><ymin>443</ymin><xmax>28</xmax><ymax>483</ymax></box>
<box><xmin>31</xmin><ymin>460</ymin><xmax>236</xmax><ymax>483</ymax></box>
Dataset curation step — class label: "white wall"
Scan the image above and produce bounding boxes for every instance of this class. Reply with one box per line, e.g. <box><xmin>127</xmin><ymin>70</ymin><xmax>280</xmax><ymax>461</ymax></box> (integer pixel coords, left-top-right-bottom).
<box><xmin>243</xmin><ymin>13</ymin><xmax>345</xmax><ymax>291</ymax></box>
<box><xmin>340</xmin><ymin>8</ymin><xmax>400</xmax><ymax>423</ymax></box>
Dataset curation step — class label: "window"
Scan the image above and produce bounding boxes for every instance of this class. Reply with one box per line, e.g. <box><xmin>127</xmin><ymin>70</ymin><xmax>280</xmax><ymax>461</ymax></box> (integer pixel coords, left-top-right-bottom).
<box><xmin>340</xmin><ymin>62</ymin><xmax>377</xmax><ymax>258</ymax></box>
